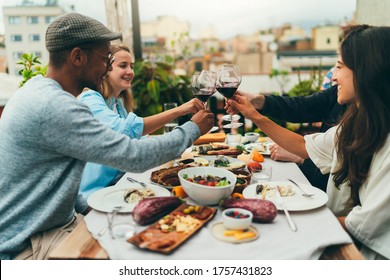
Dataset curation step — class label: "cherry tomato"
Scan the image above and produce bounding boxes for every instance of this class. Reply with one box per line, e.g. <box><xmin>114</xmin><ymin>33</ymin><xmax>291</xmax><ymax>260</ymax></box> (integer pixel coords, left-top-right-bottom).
<box><xmin>247</xmin><ymin>161</ymin><xmax>262</xmax><ymax>172</ymax></box>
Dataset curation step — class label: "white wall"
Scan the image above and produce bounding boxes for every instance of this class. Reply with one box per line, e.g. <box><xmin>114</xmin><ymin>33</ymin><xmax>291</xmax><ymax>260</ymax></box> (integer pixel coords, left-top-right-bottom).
<box><xmin>355</xmin><ymin>0</ymin><xmax>390</xmax><ymax>26</ymax></box>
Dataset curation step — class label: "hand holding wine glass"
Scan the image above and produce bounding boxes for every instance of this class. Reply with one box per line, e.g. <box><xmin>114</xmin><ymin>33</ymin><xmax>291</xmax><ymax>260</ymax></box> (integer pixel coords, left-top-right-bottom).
<box><xmin>191</xmin><ymin>70</ymin><xmax>217</xmax><ymax>110</ymax></box>
<box><xmin>216</xmin><ymin>64</ymin><xmax>242</xmax><ymax>129</ymax></box>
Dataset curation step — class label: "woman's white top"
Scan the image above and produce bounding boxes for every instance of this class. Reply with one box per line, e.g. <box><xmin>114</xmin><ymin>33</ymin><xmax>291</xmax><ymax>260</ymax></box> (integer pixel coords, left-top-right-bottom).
<box><xmin>305</xmin><ymin>126</ymin><xmax>390</xmax><ymax>260</ymax></box>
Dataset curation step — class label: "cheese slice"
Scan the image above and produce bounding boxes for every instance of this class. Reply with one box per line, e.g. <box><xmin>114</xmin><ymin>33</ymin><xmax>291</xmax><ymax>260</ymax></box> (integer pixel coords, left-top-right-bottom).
<box><xmin>224</xmin><ymin>229</ymin><xmax>244</xmax><ymax>236</ymax></box>
<box><xmin>234</xmin><ymin>231</ymin><xmax>257</xmax><ymax>240</ymax></box>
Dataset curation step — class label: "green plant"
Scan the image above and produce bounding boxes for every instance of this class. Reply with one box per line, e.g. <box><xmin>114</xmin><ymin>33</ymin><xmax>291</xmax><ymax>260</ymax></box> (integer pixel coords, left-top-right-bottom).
<box><xmin>131</xmin><ymin>59</ymin><xmax>193</xmax><ymax>122</ymax></box>
<box><xmin>17</xmin><ymin>53</ymin><xmax>47</xmax><ymax>87</ymax></box>
<box><xmin>287</xmin><ymin>67</ymin><xmax>323</xmax><ymax>97</ymax></box>
<box><xmin>269</xmin><ymin>68</ymin><xmax>290</xmax><ymax>94</ymax></box>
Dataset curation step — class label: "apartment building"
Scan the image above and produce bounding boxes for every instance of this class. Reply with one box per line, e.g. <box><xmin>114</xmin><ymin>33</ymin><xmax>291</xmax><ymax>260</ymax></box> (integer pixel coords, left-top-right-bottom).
<box><xmin>2</xmin><ymin>1</ymin><xmax>65</xmax><ymax>75</ymax></box>
<box><xmin>355</xmin><ymin>0</ymin><xmax>390</xmax><ymax>26</ymax></box>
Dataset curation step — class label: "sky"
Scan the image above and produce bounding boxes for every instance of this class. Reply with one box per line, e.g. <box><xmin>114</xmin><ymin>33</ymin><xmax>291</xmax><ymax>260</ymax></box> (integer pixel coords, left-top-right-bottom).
<box><xmin>0</xmin><ymin>0</ymin><xmax>356</xmax><ymax>38</ymax></box>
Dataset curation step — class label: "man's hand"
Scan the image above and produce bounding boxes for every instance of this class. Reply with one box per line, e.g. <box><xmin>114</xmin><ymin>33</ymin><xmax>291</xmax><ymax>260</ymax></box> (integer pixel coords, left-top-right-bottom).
<box><xmin>190</xmin><ymin>110</ymin><xmax>214</xmax><ymax>135</ymax></box>
<box><xmin>269</xmin><ymin>144</ymin><xmax>304</xmax><ymax>164</ymax></box>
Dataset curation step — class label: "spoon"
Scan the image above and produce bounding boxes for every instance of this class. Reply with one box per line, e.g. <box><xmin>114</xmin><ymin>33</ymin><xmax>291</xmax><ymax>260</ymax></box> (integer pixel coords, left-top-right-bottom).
<box><xmin>126</xmin><ymin>177</ymin><xmax>147</xmax><ymax>188</ymax></box>
<box><xmin>288</xmin><ymin>179</ymin><xmax>315</xmax><ymax>198</ymax></box>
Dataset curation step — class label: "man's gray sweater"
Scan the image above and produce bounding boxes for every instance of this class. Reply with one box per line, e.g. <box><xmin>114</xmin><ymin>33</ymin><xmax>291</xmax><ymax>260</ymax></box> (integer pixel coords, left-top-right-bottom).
<box><xmin>0</xmin><ymin>76</ymin><xmax>200</xmax><ymax>259</ymax></box>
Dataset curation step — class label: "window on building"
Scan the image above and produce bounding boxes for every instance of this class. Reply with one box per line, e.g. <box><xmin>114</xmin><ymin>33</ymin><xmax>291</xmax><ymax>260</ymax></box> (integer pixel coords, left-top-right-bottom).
<box><xmin>326</xmin><ymin>38</ymin><xmax>331</xmax><ymax>44</ymax></box>
<box><xmin>27</xmin><ymin>16</ymin><xmax>39</xmax><ymax>24</ymax></box>
<box><xmin>12</xmin><ymin>51</ymin><xmax>23</xmax><ymax>61</ymax></box>
<box><xmin>195</xmin><ymin>61</ymin><xmax>203</xmax><ymax>72</ymax></box>
<box><xmin>8</xmin><ymin>16</ymin><xmax>21</xmax><ymax>24</ymax></box>
<box><xmin>45</xmin><ymin>16</ymin><xmax>56</xmax><ymax>24</ymax></box>
<box><xmin>33</xmin><ymin>51</ymin><xmax>42</xmax><ymax>58</ymax></box>
<box><xmin>11</xmin><ymin>35</ymin><xmax>22</xmax><ymax>42</ymax></box>
<box><xmin>29</xmin><ymin>34</ymin><xmax>40</xmax><ymax>42</ymax></box>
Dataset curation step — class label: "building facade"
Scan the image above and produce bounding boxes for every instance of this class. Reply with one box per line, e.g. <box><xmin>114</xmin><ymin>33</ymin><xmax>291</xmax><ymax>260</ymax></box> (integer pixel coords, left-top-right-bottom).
<box><xmin>355</xmin><ymin>0</ymin><xmax>390</xmax><ymax>26</ymax></box>
<box><xmin>2</xmin><ymin>2</ymin><xmax>65</xmax><ymax>75</ymax></box>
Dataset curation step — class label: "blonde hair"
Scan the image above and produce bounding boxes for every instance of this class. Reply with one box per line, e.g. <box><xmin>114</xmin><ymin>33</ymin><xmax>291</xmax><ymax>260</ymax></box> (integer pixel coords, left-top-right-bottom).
<box><xmin>101</xmin><ymin>44</ymin><xmax>135</xmax><ymax>112</ymax></box>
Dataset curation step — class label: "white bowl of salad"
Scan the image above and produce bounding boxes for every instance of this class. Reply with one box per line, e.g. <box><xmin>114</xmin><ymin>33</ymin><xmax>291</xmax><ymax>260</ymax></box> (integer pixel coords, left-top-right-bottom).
<box><xmin>178</xmin><ymin>167</ymin><xmax>237</xmax><ymax>205</ymax></box>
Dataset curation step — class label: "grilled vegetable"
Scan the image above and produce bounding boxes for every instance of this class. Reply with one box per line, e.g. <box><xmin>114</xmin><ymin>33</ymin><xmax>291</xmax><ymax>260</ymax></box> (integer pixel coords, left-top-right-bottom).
<box><xmin>132</xmin><ymin>196</ymin><xmax>184</xmax><ymax>225</ymax></box>
<box><xmin>172</xmin><ymin>186</ymin><xmax>188</xmax><ymax>198</ymax></box>
<box><xmin>220</xmin><ymin>198</ymin><xmax>277</xmax><ymax>223</ymax></box>
<box><xmin>231</xmin><ymin>193</ymin><xmax>244</xmax><ymax>199</ymax></box>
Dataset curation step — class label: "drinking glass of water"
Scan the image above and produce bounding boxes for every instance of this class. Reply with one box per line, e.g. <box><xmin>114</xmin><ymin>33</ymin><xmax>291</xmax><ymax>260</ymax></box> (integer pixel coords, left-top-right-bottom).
<box><xmin>163</xmin><ymin>102</ymin><xmax>178</xmax><ymax>133</ymax></box>
<box><xmin>250</xmin><ymin>166</ymin><xmax>272</xmax><ymax>184</ymax></box>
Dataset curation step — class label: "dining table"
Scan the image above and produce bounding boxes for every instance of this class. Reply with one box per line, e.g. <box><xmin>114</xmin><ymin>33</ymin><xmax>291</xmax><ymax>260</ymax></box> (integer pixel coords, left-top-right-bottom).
<box><xmin>49</xmin><ymin>148</ymin><xmax>364</xmax><ymax>260</ymax></box>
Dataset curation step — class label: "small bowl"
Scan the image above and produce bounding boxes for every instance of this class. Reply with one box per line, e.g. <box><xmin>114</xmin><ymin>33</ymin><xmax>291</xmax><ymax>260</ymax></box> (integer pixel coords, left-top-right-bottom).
<box><xmin>245</xmin><ymin>132</ymin><xmax>260</xmax><ymax>143</ymax></box>
<box><xmin>232</xmin><ymin>170</ymin><xmax>251</xmax><ymax>182</ymax></box>
<box><xmin>178</xmin><ymin>167</ymin><xmax>236</xmax><ymax>205</ymax></box>
<box><xmin>222</xmin><ymin>208</ymin><xmax>253</xmax><ymax>230</ymax></box>
<box><xmin>233</xmin><ymin>178</ymin><xmax>248</xmax><ymax>194</ymax></box>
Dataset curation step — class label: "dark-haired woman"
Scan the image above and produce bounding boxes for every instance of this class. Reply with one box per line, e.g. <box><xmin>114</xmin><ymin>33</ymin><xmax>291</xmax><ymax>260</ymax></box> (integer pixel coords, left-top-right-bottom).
<box><xmin>228</xmin><ymin>25</ymin><xmax>390</xmax><ymax>259</ymax></box>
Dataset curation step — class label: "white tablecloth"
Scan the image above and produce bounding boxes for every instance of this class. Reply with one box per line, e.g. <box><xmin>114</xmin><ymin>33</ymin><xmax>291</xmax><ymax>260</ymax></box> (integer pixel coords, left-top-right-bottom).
<box><xmin>84</xmin><ymin>158</ymin><xmax>353</xmax><ymax>260</ymax></box>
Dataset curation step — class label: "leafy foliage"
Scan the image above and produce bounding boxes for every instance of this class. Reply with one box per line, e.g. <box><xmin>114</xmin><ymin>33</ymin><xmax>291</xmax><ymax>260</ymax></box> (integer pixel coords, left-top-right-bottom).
<box><xmin>131</xmin><ymin>59</ymin><xmax>193</xmax><ymax>121</ymax></box>
<box><xmin>269</xmin><ymin>68</ymin><xmax>290</xmax><ymax>94</ymax></box>
<box><xmin>17</xmin><ymin>53</ymin><xmax>47</xmax><ymax>87</ymax></box>
<box><xmin>287</xmin><ymin>68</ymin><xmax>323</xmax><ymax>97</ymax></box>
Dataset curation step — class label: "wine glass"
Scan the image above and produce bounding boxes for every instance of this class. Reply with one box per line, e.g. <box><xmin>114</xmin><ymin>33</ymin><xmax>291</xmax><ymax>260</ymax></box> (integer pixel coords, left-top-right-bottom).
<box><xmin>190</xmin><ymin>70</ymin><xmax>217</xmax><ymax>109</ymax></box>
<box><xmin>216</xmin><ymin>64</ymin><xmax>242</xmax><ymax>129</ymax></box>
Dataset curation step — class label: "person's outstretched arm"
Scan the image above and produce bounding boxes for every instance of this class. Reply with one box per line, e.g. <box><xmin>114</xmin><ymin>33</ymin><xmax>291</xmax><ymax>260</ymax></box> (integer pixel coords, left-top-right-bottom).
<box><xmin>228</xmin><ymin>95</ymin><xmax>308</xmax><ymax>159</ymax></box>
<box><xmin>142</xmin><ymin>98</ymin><xmax>204</xmax><ymax>135</ymax></box>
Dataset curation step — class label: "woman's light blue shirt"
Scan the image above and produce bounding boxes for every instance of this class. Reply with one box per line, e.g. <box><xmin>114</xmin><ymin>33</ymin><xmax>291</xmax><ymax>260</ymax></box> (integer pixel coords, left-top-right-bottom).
<box><xmin>78</xmin><ymin>89</ymin><xmax>144</xmax><ymax>198</ymax></box>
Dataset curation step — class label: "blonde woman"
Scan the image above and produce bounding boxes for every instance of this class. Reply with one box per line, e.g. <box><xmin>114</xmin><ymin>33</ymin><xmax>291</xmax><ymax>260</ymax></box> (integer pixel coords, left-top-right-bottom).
<box><xmin>79</xmin><ymin>44</ymin><xmax>203</xmax><ymax>199</ymax></box>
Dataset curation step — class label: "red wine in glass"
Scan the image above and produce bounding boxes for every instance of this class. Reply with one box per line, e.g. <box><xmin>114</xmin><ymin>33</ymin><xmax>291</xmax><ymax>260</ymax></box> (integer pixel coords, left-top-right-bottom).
<box><xmin>191</xmin><ymin>71</ymin><xmax>216</xmax><ymax>109</ymax></box>
<box><xmin>217</xmin><ymin>64</ymin><xmax>242</xmax><ymax>129</ymax></box>
<box><xmin>216</xmin><ymin>87</ymin><xmax>238</xmax><ymax>99</ymax></box>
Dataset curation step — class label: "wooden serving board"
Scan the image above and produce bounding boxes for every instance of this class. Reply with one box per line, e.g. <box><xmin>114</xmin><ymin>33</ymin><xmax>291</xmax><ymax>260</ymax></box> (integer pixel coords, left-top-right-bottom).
<box><xmin>127</xmin><ymin>204</ymin><xmax>217</xmax><ymax>254</ymax></box>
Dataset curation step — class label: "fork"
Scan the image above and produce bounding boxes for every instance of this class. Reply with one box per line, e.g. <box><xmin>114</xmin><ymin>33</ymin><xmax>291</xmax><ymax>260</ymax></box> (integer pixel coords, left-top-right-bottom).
<box><xmin>97</xmin><ymin>206</ymin><xmax>123</xmax><ymax>237</ymax></box>
<box><xmin>288</xmin><ymin>179</ymin><xmax>315</xmax><ymax>198</ymax></box>
<box><xmin>127</xmin><ymin>177</ymin><xmax>147</xmax><ymax>188</ymax></box>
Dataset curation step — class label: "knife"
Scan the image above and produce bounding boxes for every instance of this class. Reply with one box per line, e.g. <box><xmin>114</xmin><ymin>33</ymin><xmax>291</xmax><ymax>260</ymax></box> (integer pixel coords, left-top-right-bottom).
<box><xmin>275</xmin><ymin>186</ymin><xmax>297</xmax><ymax>232</ymax></box>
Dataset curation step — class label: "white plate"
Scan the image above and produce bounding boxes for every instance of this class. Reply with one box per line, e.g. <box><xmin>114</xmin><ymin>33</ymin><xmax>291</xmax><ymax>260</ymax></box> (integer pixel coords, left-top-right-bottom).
<box><xmin>244</xmin><ymin>142</ymin><xmax>272</xmax><ymax>155</ymax></box>
<box><xmin>242</xmin><ymin>181</ymin><xmax>328</xmax><ymax>211</ymax></box>
<box><xmin>211</xmin><ymin>222</ymin><xmax>259</xmax><ymax>243</ymax></box>
<box><xmin>87</xmin><ymin>184</ymin><xmax>171</xmax><ymax>213</ymax></box>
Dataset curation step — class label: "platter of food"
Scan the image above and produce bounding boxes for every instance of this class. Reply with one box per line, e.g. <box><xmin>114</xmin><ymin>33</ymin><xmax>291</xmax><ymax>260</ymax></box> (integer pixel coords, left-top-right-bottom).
<box><xmin>150</xmin><ymin>155</ymin><xmax>247</xmax><ymax>189</ymax></box>
<box><xmin>242</xmin><ymin>181</ymin><xmax>328</xmax><ymax>211</ymax></box>
<box><xmin>87</xmin><ymin>184</ymin><xmax>170</xmax><ymax>213</ymax></box>
<box><xmin>193</xmin><ymin>142</ymin><xmax>244</xmax><ymax>157</ymax></box>
<box><xmin>177</xmin><ymin>155</ymin><xmax>246</xmax><ymax>170</ymax></box>
<box><xmin>127</xmin><ymin>203</ymin><xmax>217</xmax><ymax>254</ymax></box>
<box><xmin>244</xmin><ymin>142</ymin><xmax>273</xmax><ymax>156</ymax></box>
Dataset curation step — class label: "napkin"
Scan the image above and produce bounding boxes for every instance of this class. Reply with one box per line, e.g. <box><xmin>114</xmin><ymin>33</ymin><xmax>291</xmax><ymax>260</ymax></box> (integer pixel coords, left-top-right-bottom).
<box><xmin>193</xmin><ymin>133</ymin><xmax>226</xmax><ymax>145</ymax></box>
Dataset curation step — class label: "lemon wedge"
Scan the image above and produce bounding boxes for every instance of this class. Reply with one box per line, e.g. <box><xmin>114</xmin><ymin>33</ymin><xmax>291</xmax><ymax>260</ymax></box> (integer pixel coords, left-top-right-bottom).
<box><xmin>194</xmin><ymin>158</ymin><xmax>209</xmax><ymax>166</ymax></box>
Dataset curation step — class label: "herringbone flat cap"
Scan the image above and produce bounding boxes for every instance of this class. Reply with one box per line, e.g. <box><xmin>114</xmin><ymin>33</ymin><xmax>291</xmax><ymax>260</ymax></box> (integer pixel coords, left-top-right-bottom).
<box><xmin>46</xmin><ymin>13</ymin><xmax>122</xmax><ymax>51</ymax></box>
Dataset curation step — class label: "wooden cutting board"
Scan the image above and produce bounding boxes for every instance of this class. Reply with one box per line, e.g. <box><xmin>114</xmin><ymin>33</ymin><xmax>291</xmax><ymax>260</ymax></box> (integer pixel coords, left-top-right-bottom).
<box><xmin>193</xmin><ymin>133</ymin><xmax>226</xmax><ymax>145</ymax></box>
<box><xmin>127</xmin><ymin>204</ymin><xmax>217</xmax><ymax>254</ymax></box>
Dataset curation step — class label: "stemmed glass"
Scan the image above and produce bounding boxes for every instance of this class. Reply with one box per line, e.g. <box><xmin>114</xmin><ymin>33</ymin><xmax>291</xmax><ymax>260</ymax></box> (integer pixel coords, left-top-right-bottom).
<box><xmin>216</xmin><ymin>64</ymin><xmax>242</xmax><ymax>129</ymax></box>
<box><xmin>191</xmin><ymin>70</ymin><xmax>217</xmax><ymax>109</ymax></box>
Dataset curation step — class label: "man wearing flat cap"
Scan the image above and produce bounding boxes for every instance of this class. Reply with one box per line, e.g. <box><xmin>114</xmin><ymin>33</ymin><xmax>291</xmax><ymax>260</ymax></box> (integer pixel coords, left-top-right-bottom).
<box><xmin>0</xmin><ymin>13</ymin><xmax>214</xmax><ymax>260</ymax></box>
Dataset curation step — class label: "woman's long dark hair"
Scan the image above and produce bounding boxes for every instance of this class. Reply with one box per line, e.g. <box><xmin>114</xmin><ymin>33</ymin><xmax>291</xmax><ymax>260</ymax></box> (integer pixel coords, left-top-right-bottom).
<box><xmin>333</xmin><ymin>25</ymin><xmax>390</xmax><ymax>206</ymax></box>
